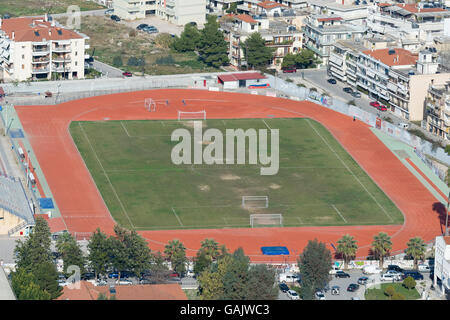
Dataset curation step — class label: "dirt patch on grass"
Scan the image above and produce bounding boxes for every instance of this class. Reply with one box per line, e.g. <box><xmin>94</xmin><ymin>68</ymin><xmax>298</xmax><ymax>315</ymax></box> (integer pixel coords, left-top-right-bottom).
<box><xmin>221</xmin><ymin>174</ymin><xmax>241</xmax><ymax>181</ymax></box>
<box><xmin>198</xmin><ymin>185</ymin><xmax>210</xmax><ymax>192</ymax></box>
<box><xmin>269</xmin><ymin>183</ymin><xmax>281</xmax><ymax>189</ymax></box>
<box><xmin>315</xmin><ymin>216</ymin><xmax>334</xmax><ymax>221</ymax></box>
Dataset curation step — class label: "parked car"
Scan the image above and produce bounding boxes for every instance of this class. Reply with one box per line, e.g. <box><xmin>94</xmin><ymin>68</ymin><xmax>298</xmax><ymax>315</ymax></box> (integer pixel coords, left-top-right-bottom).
<box><xmin>105</xmin><ymin>9</ymin><xmax>114</xmax><ymax>15</ymax></box>
<box><xmin>110</xmin><ymin>15</ymin><xmax>120</xmax><ymax>22</ymax></box>
<box><xmin>122</xmin><ymin>71</ymin><xmax>132</xmax><ymax>77</ymax></box>
<box><xmin>363</xmin><ymin>265</ymin><xmax>382</xmax><ymax>274</ymax></box>
<box><xmin>81</xmin><ymin>272</ymin><xmax>96</xmax><ymax>280</ymax></box>
<box><xmin>116</xmin><ymin>279</ymin><xmax>133</xmax><ymax>285</ymax></box>
<box><xmin>335</xmin><ymin>271</ymin><xmax>351</xmax><ymax>278</ymax></box>
<box><xmin>370</xmin><ymin>101</ymin><xmax>380</xmax><ymax>108</ymax></box>
<box><xmin>343</xmin><ymin>87</ymin><xmax>353</xmax><ymax>94</ymax></box>
<box><xmin>282</xmin><ymin>66</ymin><xmax>296</xmax><ymax>73</ymax></box>
<box><xmin>418</xmin><ymin>264</ymin><xmax>431</xmax><ymax>272</ymax></box>
<box><xmin>136</xmin><ymin>24</ymin><xmax>149</xmax><ymax>30</ymax></box>
<box><xmin>398</xmin><ymin>122</ymin><xmax>409</xmax><ymax>129</ymax></box>
<box><xmin>402</xmin><ymin>271</ymin><xmax>424</xmax><ymax>280</ymax></box>
<box><xmin>279</xmin><ymin>273</ymin><xmax>300</xmax><ymax>283</ymax></box>
<box><xmin>377</xmin><ymin>105</ymin><xmax>388</xmax><ymax>111</ymax></box>
<box><xmin>385</xmin><ymin>270</ymin><xmax>403</xmax><ymax>280</ymax></box>
<box><xmin>347</xmin><ymin>283</ymin><xmax>360</xmax><ymax>292</ymax></box>
<box><xmin>287</xmin><ymin>290</ymin><xmax>300</xmax><ymax>300</ymax></box>
<box><xmin>140</xmin><ymin>279</ymin><xmax>156</xmax><ymax>285</ymax></box>
<box><xmin>387</xmin><ymin>264</ymin><xmax>404</xmax><ymax>272</ymax></box>
<box><xmin>331</xmin><ymin>285</ymin><xmax>340</xmax><ymax>295</ymax></box>
<box><xmin>315</xmin><ymin>290</ymin><xmax>326</xmax><ymax>300</ymax></box>
<box><xmin>327</xmin><ymin>78</ymin><xmax>337</xmax><ymax>84</ymax></box>
<box><xmin>95</xmin><ymin>279</ymin><xmax>107</xmax><ymax>286</ymax></box>
<box><xmin>3</xmin><ymin>14</ymin><xmax>11</xmax><ymax>19</ymax></box>
<box><xmin>329</xmin><ymin>266</ymin><xmax>340</xmax><ymax>274</ymax></box>
<box><xmin>357</xmin><ymin>276</ymin><xmax>369</xmax><ymax>285</ymax></box>
<box><xmin>352</xmin><ymin>91</ymin><xmax>361</xmax><ymax>98</ymax></box>
<box><xmin>279</xmin><ymin>283</ymin><xmax>290</xmax><ymax>293</ymax></box>
<box><xmin>381</xmin><ymin>273</ymin><xmax>400</xmax><ymax>281</ymax></box>
<box><xmin>108</xmin><ymin>272</ymin><xmax>119</xmax><ymax>279</ymax></box>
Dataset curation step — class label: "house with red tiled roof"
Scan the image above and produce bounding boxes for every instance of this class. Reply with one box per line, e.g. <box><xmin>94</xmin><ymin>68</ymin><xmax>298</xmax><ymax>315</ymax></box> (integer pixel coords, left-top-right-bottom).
<box><xmin>57</xmin><ymin>281</ymin><xmax>188</xmax><ymax>300</ymax></box>
<box><xmin>256</xmin><ymin>1</ymin><xmax>286</xmax><ymax>16</ymax></box>
<box><xmin>0</xmin><ymin>16</ymin><xmax>89</xmax><ymax>82</ymax></box>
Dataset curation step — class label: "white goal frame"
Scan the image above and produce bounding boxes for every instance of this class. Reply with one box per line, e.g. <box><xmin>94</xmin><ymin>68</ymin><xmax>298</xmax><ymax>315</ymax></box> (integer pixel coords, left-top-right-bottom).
<box><xmin>178</xmin><ymin>110</ymin><xmax>206</xmax><ymax>121</ymax></box>
<box><xmin>250</xmin><ymin>214</ymin><xmax>283</xmax><ymax>228</ymax></box>
<box><xmin>145</xmin><ymin>98</ymin><xmax>156</xmax><ymax>112</ymax></box>
<box><xmin>242</xmin><ymin>196</ymin><xmax>269</xmax><ymax>208</ymax></box>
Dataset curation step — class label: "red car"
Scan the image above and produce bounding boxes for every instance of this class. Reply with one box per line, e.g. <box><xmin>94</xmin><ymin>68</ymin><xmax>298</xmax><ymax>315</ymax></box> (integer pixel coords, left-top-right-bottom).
<box><xmin>122</xmin><ymin>71</ymin><xmax>132</xmax><ymax>77</ymax></box>
<box><xmin>282</xmin><ymin>66</ymin><xmax>296</xmax><ymax>73</ymax></box>
<box><xmin>370</xmin><ymin>101</ymin><xmax>380</xmax><ymax>108</ymax></box>
<box><xmin>377</xmin><ymin>105</ymin><xmax>388</xmax><ymax>111</ymax></box>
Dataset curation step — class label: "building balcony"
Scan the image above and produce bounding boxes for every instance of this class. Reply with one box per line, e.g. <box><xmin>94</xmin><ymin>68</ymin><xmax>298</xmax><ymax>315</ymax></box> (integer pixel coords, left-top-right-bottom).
<box><xmin>52</xmin><ymin>65</ymin><xmax>71</xmax><ymax>72</ymax></box>
<box><xmin>32</xmin><ymin>47</ymin><xmax>50</xmax><ymax>55</ymax></box>
<box><xmin>32</xmin><ymin>57</ymin><xmax>50</xmax><ymax>64</ymax></box>
<box><xmin>52</xmin><ymin>56</ymin><xmax>71</xmax><ymax>63</ymax></box>
<box><xmin>52</xmin><ymin>46</ymin><xmax>71</xmax><ymax>53</ymax></box>
<box><xmin>31</xmin><ymin>67</ymin><xmax>50</xmax><ymax>74</ymax></box>
<box><xmin>304</xmin><ymin>42</ymin><xmax>326</xmax><ymax>57</ymax></box>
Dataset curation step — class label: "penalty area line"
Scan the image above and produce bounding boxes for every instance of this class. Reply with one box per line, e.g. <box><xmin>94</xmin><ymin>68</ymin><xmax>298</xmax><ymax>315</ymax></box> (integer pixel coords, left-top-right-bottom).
<box><xmin>332</xmin><ymin>204</ymin><xmax>347</xmax><ymax>223</ymax></box>
<box><xmin>171</xmin><ymin>207</ymin><xmax>184</xmax><ymax>226</ymax></box>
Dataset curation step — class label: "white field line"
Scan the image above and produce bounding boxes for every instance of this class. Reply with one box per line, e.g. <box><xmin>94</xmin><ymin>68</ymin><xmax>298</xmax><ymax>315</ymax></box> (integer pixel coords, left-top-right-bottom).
<box><xmin>171</xmin><ymin>207</ymin><xmax>184</xmax><ymax>226</ymax></box>
<box><xmin>120</xmin><ymin>121</ymin><xmax>131</xmax><ymax>137</ymax></box>
<box><xmin>332</xmin><ymin>204</ymin><xmax>347</xmax><ymax>223</ymax></box>
<box><xmin>296</xmin><ymin>217</ymin><xmax>303</xmax><ymax>224</ymax></box>
<box><xmin>160</xmin><ymin>121</ymin><xmax>166</xmax><ymax>127</ymax></box>
<box><xmin>262</xmin><ymin>119</ymin><xmax>272</xmax><ymax>130</ymax></box>
<box><xmin>78</xmin><ymin>123</ymin><xmax>136</xmax><ymax>229</ymax></box>
<box><xmin>305</xmin><ymin>119</ymin><xmax>393</xmax><ymax>222</ymax></box>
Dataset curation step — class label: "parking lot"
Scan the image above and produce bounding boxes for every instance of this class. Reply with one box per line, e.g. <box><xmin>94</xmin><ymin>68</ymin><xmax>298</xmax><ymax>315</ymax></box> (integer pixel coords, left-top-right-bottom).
<box><xmin>115</xmin><ymin>16</ymin><xmax>185</xmax><ymax>36</ymax></box>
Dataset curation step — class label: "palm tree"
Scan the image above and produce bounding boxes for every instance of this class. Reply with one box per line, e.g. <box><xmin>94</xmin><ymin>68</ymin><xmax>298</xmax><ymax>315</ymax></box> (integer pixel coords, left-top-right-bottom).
<box><xmin>199</xmin><ymin>239</ymin><xmax>220</xmax><ymax>262</ymax></box>
<box><xmin>336</xmin><ymin>234</ymin><xmax>358</xmax><ymax>270</ymax></box>
<box><xmin>405</xmin><ymin>237</ymin><xmax>426</xmax><ymax>270</ymax></box>
<box><xmin>371</xmin><ymin>232</ymin><xmax>392</xmax><ymax>269</ymax></box>
<box><xmin>164</xmin><ymin>239</ymin><xmax>186</xmax><ymax>274</ymax></box>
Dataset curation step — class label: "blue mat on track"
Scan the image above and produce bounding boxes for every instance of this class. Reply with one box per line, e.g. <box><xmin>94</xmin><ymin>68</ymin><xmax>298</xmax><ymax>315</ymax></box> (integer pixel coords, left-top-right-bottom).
<box><xmin>39</xmin><ymin>198</ymin><xmax>55</xmax><ymax>209</ymax></box>
<box><xmin>9</xmin><ymin>129</ymin><xmax>24</xmax><ymax>138</ymax></box>
<box><xmin>261</xmin><ymin>246</ymin><xmax>290</xmax><ymax>255</ymax></box>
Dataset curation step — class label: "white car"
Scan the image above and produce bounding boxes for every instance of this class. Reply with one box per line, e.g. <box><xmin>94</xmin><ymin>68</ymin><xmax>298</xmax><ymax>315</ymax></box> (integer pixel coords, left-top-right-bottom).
<box><xmin>380</xmin><ymin>273</ymin><xmax>401</xmax><ymax>281</ymax></box>
<box><xmin>315</xmin><ymin>291</ymin><xmax>326</xmax><ymax>300</ymax></box>
<box><xmin>363</xmin><ymin>265</ymin><xmax>382</xmax><ymax>274</ymax></box>
<box><xmin>385</xmin><ymin>270</ymin><xmax>403</xmax><ymax>278</ymax></box>
<box><xmin>329</xmin><ymin>266</ymin><xmax>340</xmax><ymax>275</ymax></box>
<box><xmin>116</xmin><ymin>279</ymin><xmax>133</xmax><ymax>285</ymax></box>
<box><xmin>287</xmin><ymin>290</ymin><xmax>300</xmax><ymax>300</ymax></box>
<box><xmin>418</xmin><ymin>264</ymin><xmax>431</xmax><ymax>272</ymax></box>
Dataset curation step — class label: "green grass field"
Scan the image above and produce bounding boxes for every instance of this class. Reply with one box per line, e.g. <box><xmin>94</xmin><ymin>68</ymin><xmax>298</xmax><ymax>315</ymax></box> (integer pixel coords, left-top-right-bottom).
<box><xmin>69</xmin><ymin>118</ymin><xmax>404</xmax><ymax>230</ymax></box>
<box><xmin>365</xmin><ymin>283</ymin><xmax>421</xmax><ymax>300</ymax></box>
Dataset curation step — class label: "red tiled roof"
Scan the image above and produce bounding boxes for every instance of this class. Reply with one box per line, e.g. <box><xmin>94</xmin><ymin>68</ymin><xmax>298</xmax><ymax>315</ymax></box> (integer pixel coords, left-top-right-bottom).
<box><xmin>0</xmin><ymin>17</ymin><xmax>82</xmax><ymax>42</ymax></box>
<box><xmin>235</xmin><ymin>14</ymin><xmax>258</xmax><ymax>24</ymax></box>
<box><xmin>317</xmin><ymin>17</ymin><xmax>343</xmax><ymax>22</ymax></box>
<box><xmin>57</xmin><ymin>281</ymin><xmax>188</xmax><ymax>300</ymax></box>
<box><xmin>377</xmin><ymin>3</ymin><xmax>392</xmax><ymax>7</ymax></box>
<box><xmin>362</xmin><ymin>48</ymin><xmax>418</xmax><ymax>67</ymax></box>
<box><xmin>444</xmin><ymin>236</ymin><xmax>450</xmax><ymax>246</ymax></box>
<box><xmin>395</xmin><ymin>4</ymin><xmax>448</xmax><ymax>13</ymax></box>
<box><xmin>218</xmin><ymin>72</ymin><xmax>266</xmax><ymax>82</ymax></box>
<box><xmin>258</xmin><ymin>1</ymin><xmax>285</xmax><ymax>9</ymax></box>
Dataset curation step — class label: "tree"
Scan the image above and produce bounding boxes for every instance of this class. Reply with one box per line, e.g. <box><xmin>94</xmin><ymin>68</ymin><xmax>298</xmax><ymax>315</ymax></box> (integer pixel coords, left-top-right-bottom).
<box><xmin>391</xmin><ymin>292</ymin><xmax>406</xmax><ymax>300</ymax></box>
<box><xmin>155</xmin><ymin>33</ymin><xmax>176</xmax><ymax>49</ymax></box>
<box><xmin>164</xmin><ymin>239</ymin><xmax>187</xmax><ymax>275</ymax></box>
<box><xmin>281</xmin><ymin>53</ymin><xmax>297</xmax><ymax>68</ymax></box>
<box><xmin>403</xmin><ymin>276</ymin><xmax>416</xmax><ymax>291</ymax></box>
<box><xmin>371</xmin><ymin>232</ymin><xmax>392</xmax><ymax>268</ymax></box>
<box><xmin>384</xmin><ymin>285</ymin><xmax>396</xmax><ymax>299</ymax></box>
<box><xmin>197</xmin><ymin>254</ymin><xmax>233</xmax><ymax>300</ymax></box>
<box><xmin>56</xmin><ymin>232</ymin><xmax>86</xmax><ymax>277</ymax></box>
<box><xmin>172</xmin><ymin>24</ymin><xmax>201</xmax><ymax>52</ymax></box>
<box><xmin>112</xmin><ymin>56</ymin><xmax>123</xmax><ymax>67</ymax></box>
<box><xmin>221</xmin><ymin>248</ymin><xmax>250</xmax><ymax>300</ymax></box>
<box><xmin>11</xmin><ymin>268</ymin><xmax>51</xmax><ymax>300</ymax></box>
<box><xmin>197</xmin><ymin>16</ymin><xmax>229</xmax><ymax>68</ymax></box>
<box><xmin>146</xmin><ymin>251</ymin><xmax>170</xmax><ymax>284</ymax></box>
<box><xmin>297</xmin><ymin>239</ymin><xmax>332</xmax><ymax>299</ymax></box>
<box><xmin>226</xmin><ymin>2</ymin><xmax>238</xmax><ymax>14</ymax></box>
<box><xmin>194</xmin><ymin>250</ymin><xmax>212</xmax><ymax>277</ymax></box>
<box><xmin>242</xmin><ymin>32</ymin><xmax>275</xmax><ymax>69</ymax></box>
<box><xmin>14</xmin><ymin>216</ymin><xmax>61</xmax><ymax>299</ymax></box>
<box><xmin>405</xmin><ymin>237</ymin><xmax>426</xmax><ymax>270</ymax></box>
<box><xmin>124</xmin><ymin>230</ymin><xmax>152</xmax><ymax>277</ymax></box>
<box><xmin>295</xmin><ymin>48</ymin><xmax>320</xmax><ymax>69</ymax></box>
<box><xmin>246</xmin><ymin>264</ymin><xmax>278</xmax><ymax>300</ymax></box>
<box><xmin>87</xmin><ymin>228</ymin><xmax>110</xmax><ymax>280</ymax></box>
<box><xmin>336</xmin><ymin>234</ymin><xmax>358</xmax><ymax>270</ymax></box>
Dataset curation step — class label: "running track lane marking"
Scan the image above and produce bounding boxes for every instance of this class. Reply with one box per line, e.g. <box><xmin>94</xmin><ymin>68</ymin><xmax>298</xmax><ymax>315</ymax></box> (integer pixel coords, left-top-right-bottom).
<box><xmin>78</xmin><ymin>122</ymin><xmax>135</xmax><ymax>229</ymax></box>
<box><xmin>120</xmin><ymin>121</ymin><xmax>131</xmax><ymax>137</ymax></box>
<box><xmin>305</xmin><ymin>119</ymin><xmax>394</xmax><ymax>223</ymax></box>
<box><xmin>405</xmin><ymin>158</ymin><xmax>448</xmax><ymax>201</ymax></box>
<box><xmin>171</xmin><ymin>207</ymin><xmax>183</xmax><ymax>226</ymax></box>
<box><xmin>332</xmin><ymin>204</ymin><xmax>347</xmax><ymax>223</ymax></box>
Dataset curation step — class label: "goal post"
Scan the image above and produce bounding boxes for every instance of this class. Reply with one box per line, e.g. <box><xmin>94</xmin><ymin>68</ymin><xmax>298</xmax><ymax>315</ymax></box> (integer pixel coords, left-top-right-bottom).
<box><xmin>178</xmin><ymin>110</ymin><xmax>206</xmax><ymax>121</ymax></box>
<box><xmin>242</xmin><ymin>196</ymin><xmax>269</xmax><ymax>208</ymax></box>
<box><xmin>145</xmin><ymin>98</ymin><xmax>156</xmax><ymax>112</ymax></box>
<box><xmin>250</xmin><ymin>214</ymin><xmax>283</xmax><ymax>228</ymax></box>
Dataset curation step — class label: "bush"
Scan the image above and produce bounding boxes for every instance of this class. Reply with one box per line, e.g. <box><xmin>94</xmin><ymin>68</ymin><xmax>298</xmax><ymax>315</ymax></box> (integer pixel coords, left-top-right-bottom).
<box><xmin>285</xmin><ymin>78</ymin><xmax>293</xmax><ymax>83</ymax></box>
<box><xmin>297</xmin><ymin>83</ymin><xmax>306</xmax><ymax>88</ymax></box>
<box><xmin>155</xmin><ymin>55</ymin><xmax>176</xmax><ymax>65</ymax></box>
<box><xmin>129</xmin><ymin>29</ymin><xmax>137</xmax><ymax>37</ymax></box>
<box><xmin>348</xmin><ymin>100</ymin><xmax>356</xmax><ymax>106</ymax></box>
<box><xmin>391</xmin><ymin>292</ymin><xmax>406</xmax><ymax>300</ymax></box>
<box><xmin>384</xmin><ymin>285</ymin><xmax>395</xmax><ymax>298</ymax></box>
<box><xmin>112</xmin><ymin>56</ymin><xmax>123</xmax><ymax>67</ymax></box>
<box><xmin>445</xmin><ymin>145</ymin><xmax>450</xmax><ymax>155</ymax></box>
<box><xmin>403</xmin><ymin>276</ymin><xmax>416</xmax><ymax>290</ymax></box>
<box><xmin>127</xmin><ymin>56</ymin><xmax>145</xmax><ymax>67</ymax></box>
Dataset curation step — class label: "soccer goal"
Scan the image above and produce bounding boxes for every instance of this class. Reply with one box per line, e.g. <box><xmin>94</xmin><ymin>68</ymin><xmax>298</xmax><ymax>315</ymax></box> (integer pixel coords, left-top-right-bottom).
<box><xmin>250</xmin><ymin>214</ymin><xmax>283</xmax><ymax>228</ymax></box>
<box><xmin>145</xmin><ymin>98</ymin><xmax>156</xmax><ymax>112</ymax></box>
<box><xmin>178</xmin><ymin>110</ymin><xmax>206</xmax><ymax>121</ymax></box>
<box><xmin>242</xmin><ymin>196</ymin><xmax>269</xmax><ymax>208</ymax></box>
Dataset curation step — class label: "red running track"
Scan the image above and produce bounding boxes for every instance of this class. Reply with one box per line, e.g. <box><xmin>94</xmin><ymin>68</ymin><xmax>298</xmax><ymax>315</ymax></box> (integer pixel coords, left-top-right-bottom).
<box><xmin>15</xmin><ymin>89</ymin><xmax>444</xmax><ymax>262</ymax></box>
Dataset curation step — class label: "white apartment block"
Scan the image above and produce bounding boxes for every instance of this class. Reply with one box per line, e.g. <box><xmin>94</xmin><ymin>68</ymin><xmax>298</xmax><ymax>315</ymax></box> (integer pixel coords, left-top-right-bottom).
<box><xmin>0</xmin><ymin>16</ymin><xmax>88</xmax><ymax>82</ymax></box>
<box><xmin>220</xmin><ymin>14</ymin><xmax>302</xmax><ymax>69</ymax></box>
<box><xmin>207</xmin><ymin>0</ymin><xmax>239</xmax><ymax>14</ymax></box>
<box><xmin>302</xmin><ymin>14</ymin><xmax>367</xmax><ymax>66</ymax></box>
<box><xmin>114</xmin><ymin>0</ymin><xmax>206</xmax><ymax>25</ymax></box>
<box><xmin>434</xmin><ymin>236</ymin><xmax>450</xmax><ymax>297</ymax></box>
<box><xmin>425</xmin><ymin>80</ymin><xmax>450</xmax><ymax>140</ymax></box>
<box><xmin>307</xmin><ymin>0</ymin><xmax>369</xmax><ymax>25</ymax></box>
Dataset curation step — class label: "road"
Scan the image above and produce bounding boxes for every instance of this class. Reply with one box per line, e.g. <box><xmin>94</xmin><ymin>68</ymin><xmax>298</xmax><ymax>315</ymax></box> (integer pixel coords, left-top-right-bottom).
<box><xmin>279</xmin><ymin>69</ymin><xmax>447</xmax><ymax>146</ymax></box>
<box><xmin>91</xmin><ymin>60</ymin><xmax>124</xmax><ymax>78</ymax></box>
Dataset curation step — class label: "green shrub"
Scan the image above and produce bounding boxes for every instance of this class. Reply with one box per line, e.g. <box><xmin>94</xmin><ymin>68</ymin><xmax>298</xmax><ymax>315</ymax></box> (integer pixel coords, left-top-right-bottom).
<box><xmin>155</xmin><ymin>55</ymin><xmax>176</xmax><ymax>65</ymax></box>
<box><xmin>112</xmin><ymin>56</ymin><xmax>123</xmax><ymax>67</ymax></box>
<box><xmin>384</xmin><ymin>285</ymin><xmax>395</xmax><ymax>298</ymax></box>
<box><xmin>391</xmin><ymin>292</ymin><xmax>405</xmax><ymax>300</ymax></box>
<box><xmin>403</xmin><ymin>276</ymin><xmax>416</xmax><ymax>290</ymax></box>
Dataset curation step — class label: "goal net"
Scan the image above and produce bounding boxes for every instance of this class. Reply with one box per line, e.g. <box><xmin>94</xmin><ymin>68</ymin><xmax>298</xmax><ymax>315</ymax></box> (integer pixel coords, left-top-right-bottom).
<box><xmin>178</xmin><ymin>110</ymin><xmax>206</xmax><ymax>121</ymax></box>
<box><xmin>242</xmin><ymin>196</ymin><xmax>268</xmax><ymax>208</ymax></box>
<box><xmin>145</xmin><ymin>98</ymin><xmax>156</xmax><ymax>112</ymax></box>
<box><xmin>250</xmin><ymin>214</ymin><xmax>283</xmax><ymax>228</ymax></box>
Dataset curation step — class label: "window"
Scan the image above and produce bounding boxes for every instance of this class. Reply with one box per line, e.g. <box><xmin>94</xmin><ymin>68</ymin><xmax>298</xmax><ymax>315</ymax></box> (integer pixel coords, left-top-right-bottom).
<box><xmin>75</xmin><ymin>61</ymin><xmax>77</xmax><ymax>66</ymax></box>
<box><xmin>22</xmin><ymin>54</ymin><xmax>25</xmax><ymax>59</ymax></box>
<box><xmin>75</xmin><ymin>52</ymin><xmax>77</xmax><ymax>56</ymax></box>
<box><xmin>22</xmin><ymin>64</ymin><xmax>24</xmax><ymax>69</ymax></box>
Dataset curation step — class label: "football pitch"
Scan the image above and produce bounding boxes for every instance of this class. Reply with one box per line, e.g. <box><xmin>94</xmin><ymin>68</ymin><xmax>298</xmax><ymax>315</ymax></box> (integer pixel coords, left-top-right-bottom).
<box><xmin>69</xmin><ymin>118</ymin><xmax>404</xmax><ymax>230</ymax></box>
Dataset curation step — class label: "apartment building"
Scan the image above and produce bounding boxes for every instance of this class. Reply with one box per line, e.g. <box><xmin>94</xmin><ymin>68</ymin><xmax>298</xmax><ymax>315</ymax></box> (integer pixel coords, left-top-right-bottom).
<box><xmin>302</xmin><ymin>14</ymin><xmax>367</xmax><ymax>66</ymax></box>
<box><xmin>434</xmin><ymin>236</ymin><xmax>450</xmax><ymax>298</ymax></box>
<box><xmin>207</xmin><ymin>0</ymin><xmax>240</xmax><ymax>15</ymax></box>
<box><xmin>307</xmin><ymin>0</ymin><xmax>369</xmax><ymax>25</ymax></box>
<box><xmin>329</xmin><ymin>42</ymin><xmax>450</xmax><ymax>120</ymax></box>
<box><xmin>114</xmin><ymin>0</ymin><xmax>206</xmax><ymax>25</ymax></box>
<box><xmin>220</xmin><ymin>13</ymin><xmax>302</xmax><ymax>69</ymax></box>
<box><xmin>0</xmin><ymin>16</ymin><xmax>88</xmax><ymax>82</ymax></box>
<box><xmin>425</xmin><ymin>79</ymin><xmax>450</xmax><ymax>140</ymax></box>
